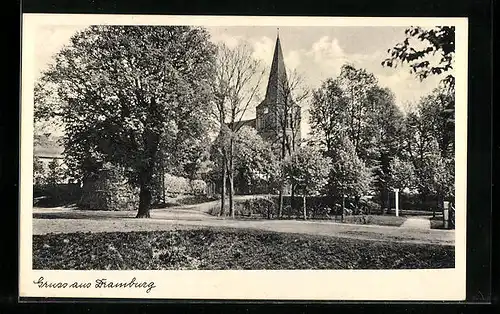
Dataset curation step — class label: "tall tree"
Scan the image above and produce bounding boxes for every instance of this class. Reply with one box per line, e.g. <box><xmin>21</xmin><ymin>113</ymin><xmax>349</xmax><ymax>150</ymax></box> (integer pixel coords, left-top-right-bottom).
<box><xmin>335</xmin><ymin>64</ymin><xmax>378</xmax><ymax>155</ymax></box>
<box><xmin>309</xmin><ymin>78</ymin><xmax>349</xmax><ymax>153</ymax></box>
<box><xmin>403</xmin><ymin>87</ymin><xmax>455</xmax><ymax>211</ymax></box>
<box><xmin>387</xmin><ymin>156</ymin><xmax>417</xmax><ymax>191</ymax></box>
<box><xmin>233</xmin><ymin>126</ymin><xmax>277</xmax><ymax>195</ymax></box>
<box><xmin>275</xmin><ymin>68</ymin><xmax>309</xmax><ymax>217</ymax></box>
<box><xmin>211</xmin><ymin>42</ymin><xmax>265</xmax><ymax>218</ymax></box>
<box><xmin>283</xmin><ymin>145</ymin><xmax>331</xmax><ymax>220</ymax></box>
<box><xmin>310</xmin><ymin>66</ymin><xmax>403</xmax><ymax>212</ymax></box>
<box><xmin>327</xmin><ymin>136</ymin><xmax>373</xmax><ymax>220</ymax></box>
<box><xmin>365</xmin><ymin>87</ymin><xmax>406</xmax><ymax>212</ymax></box>
<box><xmin>382</xmin><ymin>26</ymin><xmax>455</xmax><ymax>90</ymax></box>
<box><xmin>34</xmin><ymin>25</ymin><xmax>217</xmax><ymax>218</ymax></box>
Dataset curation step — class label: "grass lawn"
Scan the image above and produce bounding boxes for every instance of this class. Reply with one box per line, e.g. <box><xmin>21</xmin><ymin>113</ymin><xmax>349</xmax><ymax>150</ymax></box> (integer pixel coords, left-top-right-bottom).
<box><xmin>33</xmin><ymin>227</ymin><xmax>454</xmax><ymax>270</ymax></box>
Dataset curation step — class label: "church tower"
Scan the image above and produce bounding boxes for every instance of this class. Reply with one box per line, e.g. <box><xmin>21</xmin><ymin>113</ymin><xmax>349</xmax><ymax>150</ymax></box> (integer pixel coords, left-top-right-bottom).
<box><xmin>255</xmin><ymin>32</ymin><xmax>301</xmax><ymax>154</ymax></box>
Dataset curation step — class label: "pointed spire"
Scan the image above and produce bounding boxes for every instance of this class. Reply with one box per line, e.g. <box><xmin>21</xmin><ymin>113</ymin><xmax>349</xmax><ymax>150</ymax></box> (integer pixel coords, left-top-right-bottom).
<box><xmin>264</xmin><ymin>30</ymin><xmax>288</xmax><ymax>104</ymax></box>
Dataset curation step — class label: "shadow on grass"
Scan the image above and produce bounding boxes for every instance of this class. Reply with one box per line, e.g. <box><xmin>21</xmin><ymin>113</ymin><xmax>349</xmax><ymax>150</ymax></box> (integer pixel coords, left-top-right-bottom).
<box><xmin>32</xmin><ymin>212</ymin><xmax>134</xmax><ymax>220</ymax></box>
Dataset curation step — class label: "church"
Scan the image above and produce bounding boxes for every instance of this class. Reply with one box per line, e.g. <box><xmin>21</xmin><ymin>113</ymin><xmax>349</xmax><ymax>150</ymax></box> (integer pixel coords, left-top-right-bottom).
<box><xmin>237</xmin><ymin>33</ymin><xmax>302</xmax><ymax>155</ymax></box>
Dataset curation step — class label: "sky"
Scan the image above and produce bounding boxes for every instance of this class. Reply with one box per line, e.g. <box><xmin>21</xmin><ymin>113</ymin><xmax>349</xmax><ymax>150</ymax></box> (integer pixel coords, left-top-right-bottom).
<box><xmin>34</xmin><ymin>25</ymin><xmax>446</xmax><ymax>137</ymax></box>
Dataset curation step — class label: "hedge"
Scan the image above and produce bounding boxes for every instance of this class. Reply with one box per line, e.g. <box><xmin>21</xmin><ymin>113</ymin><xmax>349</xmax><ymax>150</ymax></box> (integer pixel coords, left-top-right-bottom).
<box><xmin>208</xmin><ymin>195</ymin><xmax>379</xmax><ymax>219</ymax></box>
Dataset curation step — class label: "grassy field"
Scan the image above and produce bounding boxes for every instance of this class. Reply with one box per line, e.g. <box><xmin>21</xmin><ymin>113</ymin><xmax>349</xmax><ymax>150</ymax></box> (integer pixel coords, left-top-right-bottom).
<box><xmin>33</xmin><ymin>227</ymin><xmax>454</xmax><ymax>270</ymax></box>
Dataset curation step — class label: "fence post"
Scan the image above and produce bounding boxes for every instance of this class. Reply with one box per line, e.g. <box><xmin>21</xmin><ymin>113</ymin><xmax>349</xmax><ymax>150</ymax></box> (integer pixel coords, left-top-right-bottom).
<box><xmin>443</xmin><ymin>201</ymin><xmax>449</xmax><ymax>229</ymax></box>
<box><xmin>395</xmin><ymin>188</ymin><xmax>399</xmax><ymax>217</ymax></box>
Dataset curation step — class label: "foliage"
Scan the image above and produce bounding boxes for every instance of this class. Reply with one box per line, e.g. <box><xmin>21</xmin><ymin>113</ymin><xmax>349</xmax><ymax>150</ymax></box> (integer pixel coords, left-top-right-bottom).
<box><xmin>208</xmin><ymin>196</ymin><xmax>278</xmax><ymax>218</ymax></box>
<box><xmin>309</xmin><ymin>78</ymin><xmax>348</xmax><ymax>152</ymax></box>
<box><xmin>283</xmin><ymin>145</ymin><xmax>331</xmax><ymax>196</ymax></box>
<box><xmin>382</xmin><ymin>26</ymin><xmax>455</xmax><ymax>89</ymax></box>
<box><xmin>233</xmin><ymin>126</ymin><xmax>278</xmax><ymax>193</ymax></box>
<box><xmin>327</xmin><ymin>136</ymin><xmax>373</xmax><ymax>199</ymax></box>
<box><xmin>78</xmin><ymin>162</ymin><xmax>139</xmax><ymax>211</ymax></box>
<box><xmin>34</xmin><ymin>25</ymin><xmax>217</xmax><ymax>217</ymax></box>
<box><xmin>342</xmin><ymin>215</ymin><xmax>407</xmax><ymax>227</ymax></box>
<box><xmin>210</xmin><ymin>42</ymin><xmax>266</xmax><ymax>217</ymax></box>
<box><xmin>310</xmin><ymin>65</ymin><xmax>405</xmax><ymax>210</ymax></box>
<box><xmin>33</xmin><ymin>156</ymin><xmax>46</xmax><ymax>185</ymax></box>
<box><xmin>403</xmin><ymin>87</ymin><xmax>455</xmax><ymax>201</ymax></box>
<box><xmin>33</xmin><ymin>229</ymin><xmax>455</xmax><ymax>270</ymax></box>
<box><xmin>388</xmin><ymin>156</ymin><xmax>417</xmax><ymax>190</ymax></box>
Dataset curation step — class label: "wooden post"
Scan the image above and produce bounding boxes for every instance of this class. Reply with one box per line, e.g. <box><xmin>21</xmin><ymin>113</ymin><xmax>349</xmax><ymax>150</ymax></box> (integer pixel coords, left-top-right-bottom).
<box><xmin>303</xmin><ymin>195</ymin><xmax>307</xmax><ymax>220</ymax></box>
<box><xmin>341</xmin><ymin>194</ymin><xmax>345</xmax><ymax>222</ymax></box>
<box><xmin>395</xmin><ymin>188</ymin><xmax>399</xmax><ymax>217</ymax></box>
<box><xmin>443</xmin><ymin>201</ymin><xmax>449</xmax><ymax>229</ymax></box>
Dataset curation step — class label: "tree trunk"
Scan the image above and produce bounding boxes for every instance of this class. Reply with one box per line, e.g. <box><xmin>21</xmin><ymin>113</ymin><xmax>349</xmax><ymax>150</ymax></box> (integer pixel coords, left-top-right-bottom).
<box><xmin>229</xmin><ymin>172</ymin><xmax>235</xmax><ymax>219</ymax></box>
<box><xmin>303</xmin><ymin>195</ymin><xmax>307</xmax><ymax>220</ymax></box>
<box><xmin>437</xmin><ymin>192</ymin><xmax>444</xmax><ymax>214</ymax></box>
<box><xmin>220</xmin><ymin>157</ymin><xmax>227</xmax><ymax>216</ymax></box>
<box><xmin>137</xmin><ymin>164</ymin><xmax>154</xmax><ymax>218</ymax></box>
<box><xmin>290</xmin><ymin>184</ymin><xmax>295</xmax><ymax>219</ymax></box>
<box><xmin>136</xmin><ymin>127</ymin><xmax>159</xmax><ymax>218</ymax></box>
<box><xmin>228</xmin><ymin>138</ymin><xmax>235</xmax><ymax>218</ymax></box>
<box><xmin>341</xmin><ymin>194</ymin><xmax>345</xmax><ymax>222</ymax></box>
<box><xmin>137</xmin><ymin>180</ymin><xmax>152</xmax><ymax>218</ymax></box>
<box><xmin>354</xmin><ymin>195</ymin><xmax>361</xmax><ymax>214</ymax></box>
<box><xmin>278</xmin><ymin>189</ymin><xmax>283</xmax><ymax>219</ymax></box>
<box><xmin>161</xmin><ymin>163</ymin><xmax>165</xmax><ymax>206</ymax></box>
<box><xmin>385</xmin><ymin>189</ymin><xmax>390</xmax><ymax>215</ymax></box>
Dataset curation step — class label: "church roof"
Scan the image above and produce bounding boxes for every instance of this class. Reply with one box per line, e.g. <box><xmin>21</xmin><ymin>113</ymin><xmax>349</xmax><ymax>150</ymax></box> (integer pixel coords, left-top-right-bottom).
<box><xmin>227</xmin><ymin>118</ymin><xmax>256</xmax><ymax>130</ymax></box>
<box><xmin>260</xmin><ymin>34</ymin><xmax>289</xmax><ymax>107</ymax></box>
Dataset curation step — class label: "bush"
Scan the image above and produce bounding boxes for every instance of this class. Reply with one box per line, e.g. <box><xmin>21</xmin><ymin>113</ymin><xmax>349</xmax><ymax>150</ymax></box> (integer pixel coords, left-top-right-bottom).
<box><xmin>342</xmin><ymin>215</ymin><xmax>407</xmax><ymax>227</ymax></box>
<box><xmin>189</xmin><ymin>180</ymin><xmax>207</xmax><ymax>195</ymax></box>
<box><xmin>207</xmin><ymin>194</ymin><xmax>425</xmax><ymax>221</ymax></box>
<box><xmin>78</xmin><ymin>165</ymin><xmax>139</xmax><ymax>211</ymax></box>
<box><xmin>33</xmin><ymin>183</ymin><xmax>82</xmax><ymax>207</ymax></box>
<box><xmin>164</xmin><ymin>174</ymin><xmax>191</xmax><ymax>195</ymax></box>
<box><xmin>357</xmin><ymin>198</ymin><xmax>380</xmax><ymax>215</ymax></box>
<box><xmin>208</xmin><ymin>196</ymin><xmax>278</xmax><ymax>217</ymax></box>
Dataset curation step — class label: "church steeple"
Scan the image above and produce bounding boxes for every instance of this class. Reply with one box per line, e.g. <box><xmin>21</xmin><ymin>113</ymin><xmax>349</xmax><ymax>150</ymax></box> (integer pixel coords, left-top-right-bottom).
<box><xmin>255</xmin><ymin>31</ymin><xmax>301</xmax><ymax>148</ymax></box>
<box><xmin>264</xmin><ymin>31</ymin><xmax>289</xmax><ymax>104</ymax></box>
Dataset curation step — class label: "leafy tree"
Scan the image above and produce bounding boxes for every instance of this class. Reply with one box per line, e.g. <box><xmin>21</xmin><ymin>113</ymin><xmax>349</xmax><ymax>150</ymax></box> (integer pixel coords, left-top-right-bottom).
<box><xmin>327</xmin><ymin>136</ymin><xmax>373</xmax><ymax>220</ymax></box>
<box><xmin>309</xmin><ymin>78</ymin><xmax>348</xmax><ymax>155</ymax></box>
<box><xmin>335</xmin><ymin>64</ymin><xmax>378</xmax><ymax>154</ymax></box>
<box><xmin>402</xmin><ymin>87</ymin><xmax>455</xmax><ymax>211</ymax></box>
<box><xmin>382</xmin><ymin>26</ymin><xmax>455</xmax><ymax>89</ymax></box>
<box><xmin>33</xmin><ymin>156</ymin><xmax>46</xmax><ymax>186</ymax></box>
<box><xmin>275</xmin><ymin>68</ymin><xmax>309</xmax><ymax>217</ymax></box>
<box><xmin>34</xmin><ymin>25</ymin><xmax>217</xmax><ymax>218</ymax></box>
<box><xmin>310</xmin><ymin>67</ymin><xmax>405</xmax><ymax>212</ymax></box>
<box><xmin>233</xmin><ymin>126</ymin><xmax>277</xmax><ymax>195</ymax></box>
<box><xmin>47</xmin><ymin>159</ymin><xmax>63</xmax><ymax>185</ymax></box>
<box><xmin>283</xmin><ymin>145</ymin><xmax>331</xmax><ymax>220</ymax></box>
<box><xmin>364</xmin><ymin>87</ymin><xmax>406</xmax><ymax>212</ymax></box>
<box><xmin>387</xmin><ymin>156</ymin><xmax>417</xmax><ymax>191</ymax></box>
<box><xmin>211</xmin><ymin>42</ymin><xmax>265</xmax><ymax>218</ymax></box>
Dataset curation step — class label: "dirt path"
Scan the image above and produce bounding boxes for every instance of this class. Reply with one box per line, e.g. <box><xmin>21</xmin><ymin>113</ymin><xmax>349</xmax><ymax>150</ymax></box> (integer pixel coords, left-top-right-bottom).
<box><xmin>32</xmin><ymin>207</ymin><xmax>454</xmax><ymax>246</ymax></box>
<box><xmin>401</xmin><ymin>217</ymin><xmax>432</xmax><ymax>229</ymax></box>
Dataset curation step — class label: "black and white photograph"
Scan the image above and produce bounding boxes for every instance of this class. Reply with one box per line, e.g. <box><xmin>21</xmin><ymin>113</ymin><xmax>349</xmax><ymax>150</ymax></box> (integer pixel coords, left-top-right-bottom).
<box><xmin>20</xmin><ymin>14</ymin><xmax>467</xmax><ymax>300</ymax></box>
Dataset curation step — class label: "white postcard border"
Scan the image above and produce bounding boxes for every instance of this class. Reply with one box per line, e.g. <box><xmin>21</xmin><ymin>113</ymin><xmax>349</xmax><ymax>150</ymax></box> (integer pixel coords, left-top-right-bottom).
<box><xmin>20</xmin><ymin>14</ymin><xmax>468</xmax><ymax>300</ymax></box>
